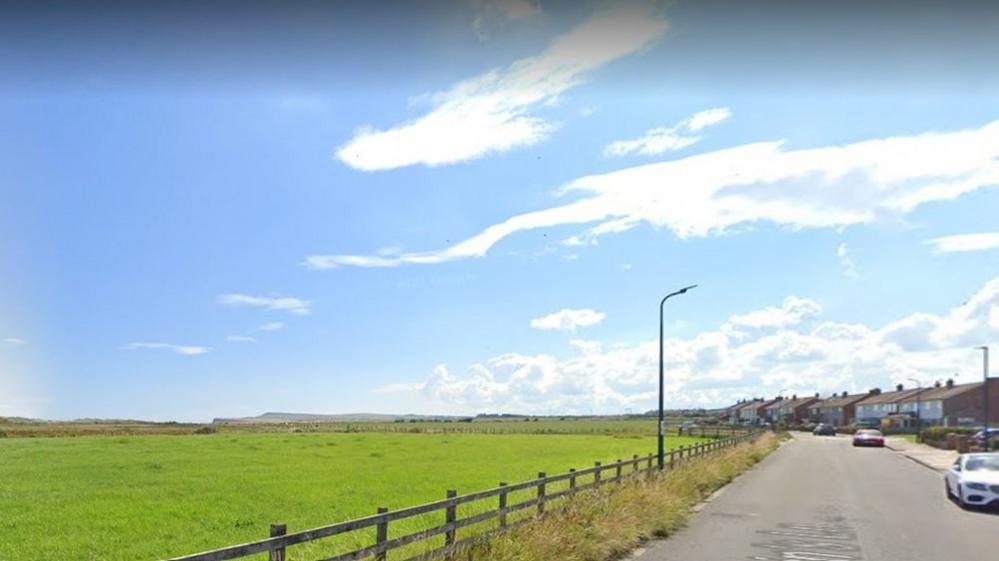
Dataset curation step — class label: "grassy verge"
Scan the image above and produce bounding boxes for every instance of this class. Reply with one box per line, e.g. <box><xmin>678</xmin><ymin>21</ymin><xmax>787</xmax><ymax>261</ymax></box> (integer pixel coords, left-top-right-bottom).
<box><xmin>464</xmin><ymin>433</ymin><xmax>779</xmax><ymax>561</ymax></box>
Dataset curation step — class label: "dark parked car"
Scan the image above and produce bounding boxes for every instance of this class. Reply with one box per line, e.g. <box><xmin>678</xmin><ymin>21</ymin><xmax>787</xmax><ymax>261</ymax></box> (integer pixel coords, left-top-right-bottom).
<box><xmin>853</xmin><ymin>429</ymin><xmax>885</xmax><ymax>447</ymax></box>
<box><xmin>970</xmin><ymin>428</ymin><xmax>999</xmax><ymax>448</ymax></box>
<box><xmin>813</xmin><ymin>423</ymin><xmax>836</xmax><ymax>436</ymax></box>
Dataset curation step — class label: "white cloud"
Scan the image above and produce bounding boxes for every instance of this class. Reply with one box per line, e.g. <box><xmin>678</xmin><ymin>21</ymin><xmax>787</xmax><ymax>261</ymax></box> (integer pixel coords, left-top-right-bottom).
<box><xmin>725</xmin><ymin>296</ymin><xmax>822</xmax><ymax>332</ymax></box>
<box><xmin>377</xmin><ymin>276</ymin><xmax>999</xmax><ymax>414</ymax></box>
<box><xmin>218</xmin><ymin>294</ymin><xmax>311</xmax><ymax>315</ymax></box>
<box><xmin>927</xmin><ymin>232</ymin><xmax>999</xmax><ymax>253</ymax></box>
<box><xmin>258</xmin><ymin>322</ymin><xmax>285</xmax><ymax>332</ymax></box>
<box><xmin>335</xmin><ymin>4</ymin><xmax>668</xmax><ymax>171</ymax></box>
<box><xmin>530</xmin><ymin>308</ymin><xmax>607</xmax><ymax>331</ymax></box>
<box><xmin>226</xmin><ymin>335</ymin><xmax>257</xmax><ymax>343</ymax></box>
<box><xmin>310</xmin><ymin>119</ymin><xmax>999</xmax><ymax>269</ymax></box>
<box><xmin>3</xmin><ymin>337</ymin><xmax>25</xmax><ymax>345</ymax></box>
<box><xmin>604</xmin><ymin>107</ymin><xmax>731</xmax><ymax>157</ymax></box>
<box><xmin>837</xmin><ymin>243</ymin><xmax>858</xmax><ymax>278</ymax></box>
<box><xmin>125</xmin><ymin>342</ymin><xmax>210</xmax><ymax>356</ymax></box>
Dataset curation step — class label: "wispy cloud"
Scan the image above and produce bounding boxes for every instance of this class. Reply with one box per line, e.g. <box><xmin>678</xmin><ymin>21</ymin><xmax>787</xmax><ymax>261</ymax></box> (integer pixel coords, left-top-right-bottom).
<box><xmin>335</xmin><ymin>3</ymin><xmax>668</xmax><ymax>171</ymax></box>
<box><xmin>927</xmin><ymin>232</ymin><xmax>999</xmax><ymax>253</ymax></box>
<box><xmin>226</xmin><ymin>335</ymin><xmax>257</xmax><ymax>343</ymax></box>
<box><xmin>308</xmin><ymin>119</ymin><xmax>999</xmax><ymax>269</ymax></box>
<box><xmin>258</xmin><ymin>322</ymin><xmax>285</xmax><ymax>332</ymax></box>
<box><xmin>218</xmin><ymin>294</ymin><xmax>312</xmax><ymax>315</ymax></box>
<box><xmin>837</xmin><ymin>243</ymin><xmax>858</xmax><ymax>278</ymax></box>
<box><xmin>471</xmin><ymin>0</ymin><xmax>542</xmax><ymax>40</ymax></box>
<box><xmin>530</xmin><ymin>308</ymin><xmax>606</xmax><ymax>331</ymax></box>
<box><xmin>125</xmin><ymin>342</ymin><xmax>210</xmax><ymax>356</ymax></box>
<box><xmin>3</xmin><ymin>337</ymin><xmax>25</xmax><ymax>345</ymax></box>
<box><xmin>604</xmin><ymin>107</ymin><xmax>731</xmax><ymax>157</ymax></box>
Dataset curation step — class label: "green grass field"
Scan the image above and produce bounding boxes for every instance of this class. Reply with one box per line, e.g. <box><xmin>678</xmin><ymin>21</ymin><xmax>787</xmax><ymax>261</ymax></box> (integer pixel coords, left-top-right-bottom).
<box><xmin>1</xmin><ymin>430</ymin><xmax>708</xmax><ymax>561</ymax></box>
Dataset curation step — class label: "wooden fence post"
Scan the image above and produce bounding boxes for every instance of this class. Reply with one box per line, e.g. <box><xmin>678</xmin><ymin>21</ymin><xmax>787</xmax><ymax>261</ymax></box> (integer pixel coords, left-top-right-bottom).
<box><xmin>537</xmin><ymin>473</ymin><xmax>546</xmax><ymax>515</ymax></box>
<box><xmin>568</xmin><ymin>469</ymin><xmax>576</xmax><ymax>495</ymax></box>
<box><xmin>269</xmin><ymin>524</ymin><xmax>286</xmax><ymax>561</ymax></box>
<box><xmin>594</xmin><ymin>462</ymin><xmax>602</xmax><ymax>489</ymax></box>
<box><xmin>632</xmin><ymin>454</ymin><xmax>639</xmax><ymax>476</ymax></box>
<box><xmin>445</xmin><ymin>490</ymin><xmax>457</xmax><ymax>548</ymax></box>
<box><xmin>615</xmin><ymin>459</ymin><xmax>622</xmax><ymax>482</ymax></box>
<box><xmin>647</xmin><ymin>453</ymin><xmax>653</xmax><ymax>472</ymax></box>
<box><xmin>376</xmin><ymin>508</ymin><xmax>388</xmax><ymax>561</ymax></box>
<box><xmin>498</xmin><ymin>483</ymin><xmax>508</xmax><ymax>528</ymax></box>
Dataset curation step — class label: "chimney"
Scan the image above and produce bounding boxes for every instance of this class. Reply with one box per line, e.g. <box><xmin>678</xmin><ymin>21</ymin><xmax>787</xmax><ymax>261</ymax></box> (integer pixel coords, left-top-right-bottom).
<box><xmin>792</xmin><ymin>394</ymin><xmax>797</xmax><ymax>400</ymax></box>
<box><xmin>869</xmin><ymin>388</ymin><xmax>882</xmax><ymax>395</ymax></box>
<box><xmin>896</xmin><ymin>383</ymin><xmax>904</xmax><ymax>392</ymax></box>
<box><xmin>841</xmin><ymin>391</ymin><xmax>848</xmax><ymax>398</ymax></box>
<box><xmin>934</xmin><ymin>381</ymin><xmax>941</xmax><ymax>388</ymax></box>
<box><xmin>814</xmin><ymin>392</ymin><xmax>820</xmax><ymax>398</ymax></box>
<box><xmin>946</xmin><ymin>379</ymin><xmax>955</xmax><ymax>388</ymax></box>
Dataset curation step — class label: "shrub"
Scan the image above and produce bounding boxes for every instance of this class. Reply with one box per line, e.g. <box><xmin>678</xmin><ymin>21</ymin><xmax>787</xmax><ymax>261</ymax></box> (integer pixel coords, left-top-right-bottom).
<box><xmin>0</xmin><ymin>431</ymin><xmax>7</xmax><ymax>438</ymax></box>
<box><xmin>192</xmin><ymin>426</ymin><xmax>217</xmax><ymax>435</ymax></box>
<box><xmin>921</xmin><ymin>426</ymin><xmax>978</xmax><ymax>442</ymax></box>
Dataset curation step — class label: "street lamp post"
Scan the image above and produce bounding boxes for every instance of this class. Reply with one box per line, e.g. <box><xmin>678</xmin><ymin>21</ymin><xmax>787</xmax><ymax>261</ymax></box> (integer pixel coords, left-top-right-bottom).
<box><xmin>979</xmin><ymin>346</ymin><xmax>991</xmax><ymax>452</ymax></box>
<box><xmin>907</xmin><ymin>378</ymin><xmax>921</xmax><ymax>443</ymax></box>
<box><xmin>658</xmin><ymin>284</ymin><xmax>697</xmax><ymax>470</ymax></box>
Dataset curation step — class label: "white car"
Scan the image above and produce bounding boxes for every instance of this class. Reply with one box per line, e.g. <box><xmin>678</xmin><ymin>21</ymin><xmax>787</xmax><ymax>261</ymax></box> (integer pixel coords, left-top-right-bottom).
<box><xmin>945</xmin><ymin>453</ymin><xmax>999</xmax><ymax>509</ymax></box>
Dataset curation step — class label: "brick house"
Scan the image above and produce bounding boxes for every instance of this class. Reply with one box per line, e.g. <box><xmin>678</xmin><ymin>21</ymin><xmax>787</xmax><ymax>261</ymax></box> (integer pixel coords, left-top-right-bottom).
<box><xmin>807</xmin><ymin>391</ymin><xmax>872</xmax><ymax>426</ymax></box>
<box><xmin>739</xmin><ymin>398</ymin><xmax>778</xmax><ymax>425</ymax></box>
<box><xmin>854</xmin><ymin>384</ymin><xmax>928</xmax><ymax>424</ymax></box>
<box><xmin>896</xmin><ymin>378</ymin><xmax>999</xmax><ymax>427</ymax></box>
<box><xmin>765</xmin><ymin>394</ymin><xmax>819</xmax><ymax>424</ymax></box>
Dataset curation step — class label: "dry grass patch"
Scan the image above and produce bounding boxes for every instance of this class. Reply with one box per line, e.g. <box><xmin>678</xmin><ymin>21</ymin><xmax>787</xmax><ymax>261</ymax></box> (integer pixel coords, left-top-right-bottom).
<box><xmin>464</xmin><ymin>433</ymin><xmax>779</xmax><ymax>561</ymax></box>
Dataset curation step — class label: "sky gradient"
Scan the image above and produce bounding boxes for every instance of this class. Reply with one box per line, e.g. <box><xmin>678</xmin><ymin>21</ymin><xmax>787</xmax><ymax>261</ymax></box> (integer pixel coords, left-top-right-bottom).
<box><xmin>2</xmin><ymin>0</ymin><xmax>999</xmax><ymax>421</ymax></box>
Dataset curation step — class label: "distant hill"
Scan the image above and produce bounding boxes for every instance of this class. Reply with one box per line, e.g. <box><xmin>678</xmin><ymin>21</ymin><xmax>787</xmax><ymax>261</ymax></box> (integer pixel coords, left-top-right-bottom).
<box><xmin>212</xmin><ymin>412</ymin><xmax>471</xmax><ymax>424</ymax></box>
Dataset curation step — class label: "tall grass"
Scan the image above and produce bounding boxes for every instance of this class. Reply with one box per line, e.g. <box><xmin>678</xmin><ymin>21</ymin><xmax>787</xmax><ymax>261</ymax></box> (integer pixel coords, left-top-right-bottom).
<box><xmin>463</xmin><ymin>433</ymin><xmax>778</xmax><ymax>561</ymax></box>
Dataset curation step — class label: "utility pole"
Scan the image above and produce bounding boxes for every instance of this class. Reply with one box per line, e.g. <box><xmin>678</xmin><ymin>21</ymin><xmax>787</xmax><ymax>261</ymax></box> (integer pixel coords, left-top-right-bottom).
<box><xmin>979</xmin><ymin>346</ymin><xmax>991</xmax><ymax>452</ymax></box>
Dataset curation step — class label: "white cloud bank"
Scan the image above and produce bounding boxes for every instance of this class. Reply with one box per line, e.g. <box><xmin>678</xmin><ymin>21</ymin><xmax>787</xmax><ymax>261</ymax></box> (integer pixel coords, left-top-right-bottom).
<box><xmin>258</xmin><ymin>322</ymin><xmax>285</xmax><ymax>332</ymax></box>
<box><xmin>335</xmin><ymin>3</ymin><xmax>668</xmax><ymax>171</ymax></box>
<box><xmin>376</xmin><ymin>276</ymin><xmax>999</xmax><ymax>414</ymax></box>
<box><xmin>604</xmin><ymin>107</ymin><xmax>731</xmax><ymax>157</ymax></box>
<box><xmin>226</xmin><ymin>335</ymin><xmax>257</xmax><ymax>343</ymax></box>
<box><xmin>927</xmin><ymin>232</ymin><xmax>999</xmax><ymax>253</ymax></box>
<box><xmin>309</xmin><ymin>119</ymin><xmax>999</xmax><ymax>269</ymax></box>
<box><xmin>218</xmin><ymin>294</ymin><xmax>312</xmax><ymax>315</ymax></box>
<box><xmin>125</xmin><ymin>342</ymin><xmax>210</xmax><ymax>356</ymax></box>
<box><xmin>530</xmin><ymin>308</ymin><xmax>606</xmax><ymax>331</ymax></box>
<box><xmin>3</xmin><ymin>337</ymin><xmax>25</xmax><ymax>345</ymax></box>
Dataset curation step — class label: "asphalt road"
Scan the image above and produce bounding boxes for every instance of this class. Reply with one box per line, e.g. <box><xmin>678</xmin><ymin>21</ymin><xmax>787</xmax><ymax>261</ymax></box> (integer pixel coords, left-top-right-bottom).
<box><xmin>635</xmin><ymin>433</ymin><xmax>999</xmax><ymax>561</ymax></box>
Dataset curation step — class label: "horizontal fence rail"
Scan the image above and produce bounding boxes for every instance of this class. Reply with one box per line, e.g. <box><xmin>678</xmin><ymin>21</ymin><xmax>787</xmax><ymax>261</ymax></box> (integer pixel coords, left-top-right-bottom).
<box><xmin>163</xmin><ymin>430</ymin><xmax>762</xmax><ymax>561</ymax></box>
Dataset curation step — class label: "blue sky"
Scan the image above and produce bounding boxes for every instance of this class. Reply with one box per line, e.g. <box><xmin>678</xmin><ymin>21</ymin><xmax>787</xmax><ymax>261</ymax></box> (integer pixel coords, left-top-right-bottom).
<box><xmin>2</xmin><ymin>0</ymin><xmax>999</xmax><ymax>421</ymax></box>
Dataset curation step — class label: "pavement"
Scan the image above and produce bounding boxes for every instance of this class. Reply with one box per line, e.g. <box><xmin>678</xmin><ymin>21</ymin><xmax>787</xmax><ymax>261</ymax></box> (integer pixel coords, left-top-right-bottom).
<box><xmin>633</xmin><ymin>433</ymin><xmax>999</xmax><ymax>561</ymax></box>
<box><xmin>884</xmin><ymin>437</ymin><xmax>959</xmax><ymax>472</ymax></box>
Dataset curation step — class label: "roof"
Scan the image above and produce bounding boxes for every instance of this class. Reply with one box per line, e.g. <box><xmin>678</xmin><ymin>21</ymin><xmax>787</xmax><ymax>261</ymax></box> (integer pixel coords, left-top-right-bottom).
<box><xmin>810</xmin><ymin>393</ymin><xmax>871</xmax><ymax>409</ymax></box>
<box><xmin>733</xmin><ymin>400</ymin><xmax>769</xmax><ymax>412</ymax></box>
<box><xmin>766</xmin><ymin>396</ymin><xmax>817</xmax><ymax>409</ymax></box>
<box><xmin>898</xmin><ymin>381</ymin><xmax>983</xmax><ymax>403</ymax></box>
<box><xmin>857</xmin><ymin>388</ymin><xmax>924</xmax><ymax>405</ymax></box>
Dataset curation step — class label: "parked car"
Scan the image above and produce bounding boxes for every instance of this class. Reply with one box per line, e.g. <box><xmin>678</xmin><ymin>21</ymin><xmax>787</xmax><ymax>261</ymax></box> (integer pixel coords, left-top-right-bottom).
<box><xmin>813</xmin><ymin>423</ymin><xmax>836</xmax><ymax>436</ymax></box>
<box><xmin>970</xmin><ymin>428</ymin><xmax>999</xmax><ymax>448</ymax></box>
<box><xmin>852</xmin><ymin>429</ymin><xmax>885</xmax><ymax>447</ymax></box>
<box><xmin>945</xmin><ymin>453</ymin><xmax>999</xmax><ymax>509</ymax></box>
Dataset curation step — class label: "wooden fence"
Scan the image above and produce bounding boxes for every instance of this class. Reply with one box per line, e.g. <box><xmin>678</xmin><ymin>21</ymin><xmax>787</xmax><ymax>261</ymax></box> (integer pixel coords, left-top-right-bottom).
<box><xmin>677</xmin><ymin>425</ymin><xmax>751</xmax><ymax>438</ymax></box>
<box><xmin>163</xmin><ymin>430</ymin><xmax>762</xmax><ymax>561</ymax></box>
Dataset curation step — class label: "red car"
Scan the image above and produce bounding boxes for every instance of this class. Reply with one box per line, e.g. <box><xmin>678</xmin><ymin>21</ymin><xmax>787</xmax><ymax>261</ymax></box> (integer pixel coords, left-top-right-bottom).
<box><xmin>853</xmin><ymin>429</ymin><xmax>885</xmax><ymax>447</ymax></box>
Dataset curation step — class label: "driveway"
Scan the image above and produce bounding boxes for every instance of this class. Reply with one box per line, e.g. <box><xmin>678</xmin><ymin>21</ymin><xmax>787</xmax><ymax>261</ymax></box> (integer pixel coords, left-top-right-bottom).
<box><xmin>634</xmin><ymin>433</ymin><xmax>998</xmax><ymax>561</ymax></box>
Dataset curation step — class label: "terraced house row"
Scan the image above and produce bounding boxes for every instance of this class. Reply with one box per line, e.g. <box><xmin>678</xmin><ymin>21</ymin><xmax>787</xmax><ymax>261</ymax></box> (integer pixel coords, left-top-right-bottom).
<box><xmin>725</xmin><ymin>378</ymin><xmax>999</xmax><ymax>428</ymax></box>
